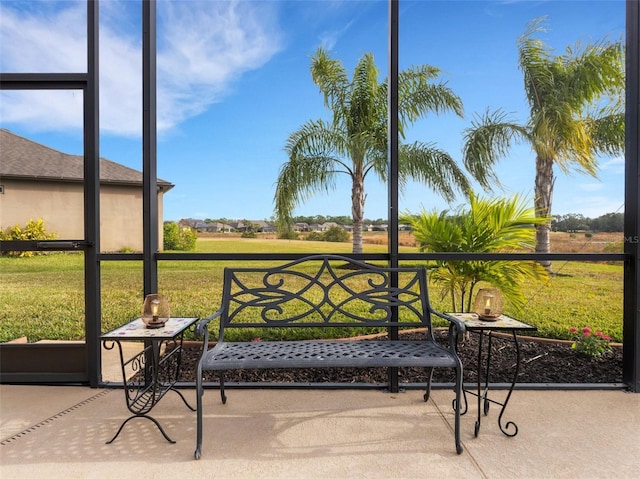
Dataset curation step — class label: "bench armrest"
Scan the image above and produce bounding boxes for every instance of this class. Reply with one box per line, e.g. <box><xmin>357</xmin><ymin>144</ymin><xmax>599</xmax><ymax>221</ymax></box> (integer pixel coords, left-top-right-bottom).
<box><xmin>431</xmin><ymin>310</ymin><xmax>466</xmax><ymax>334</ymax></box>
<box><xmin>195</xmin><ymin>309</ymin><xmax>222</xmax><ymax>339</ymax></box>
<box><xmin>431</xmin><ymin>310</ymin><xmax>466</xmax><ymax>351</ymax></box>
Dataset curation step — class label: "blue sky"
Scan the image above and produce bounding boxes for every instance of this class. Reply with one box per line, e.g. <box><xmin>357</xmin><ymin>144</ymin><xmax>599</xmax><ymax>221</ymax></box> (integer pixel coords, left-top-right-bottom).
<box><xmin>0</xmin><ymin>0</ymin><xmax>626</xmax><ymax>223</ymax></box>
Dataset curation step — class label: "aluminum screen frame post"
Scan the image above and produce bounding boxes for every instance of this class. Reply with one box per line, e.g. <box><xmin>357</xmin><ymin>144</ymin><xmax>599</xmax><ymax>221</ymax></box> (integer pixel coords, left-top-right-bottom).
<box><xmin>624</xmin><ymin>0</ymin><xmax>640</xmax><ymax>393</ymax></box>
<box><xmin>387</xmin><ymin>0</ymin><xmax>400</xmax><ymax>393</ymax></box>
<box><xmin>142</xmin><ymin>0</ymin><xmax>159</xmax><ymax>297</ymax></box>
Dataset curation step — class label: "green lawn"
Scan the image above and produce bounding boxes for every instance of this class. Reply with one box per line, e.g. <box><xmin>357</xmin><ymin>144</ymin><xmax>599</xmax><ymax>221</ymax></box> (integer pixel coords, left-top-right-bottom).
<box><xmin>0</xmin><ymin>237</ymin><xmax>624</xmax><ymax>343</ymax></box>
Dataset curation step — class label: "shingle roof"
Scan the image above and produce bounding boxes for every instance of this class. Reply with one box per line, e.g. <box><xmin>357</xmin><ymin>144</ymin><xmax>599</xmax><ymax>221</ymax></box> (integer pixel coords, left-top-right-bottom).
<box><xmin>0</xmin><ymin>129</ymin><xmax>173</xmax><ymax>189</ymax></box>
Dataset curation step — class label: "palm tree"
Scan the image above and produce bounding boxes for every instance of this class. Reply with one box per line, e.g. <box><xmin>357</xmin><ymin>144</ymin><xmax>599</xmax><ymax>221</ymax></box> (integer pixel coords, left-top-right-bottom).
<box><xmin>462</xmin><ymin>18</ymin><xmax>625</xmax><ymax>272</ymax></box>
<box><xmin>275</xmin><ymin>47</ymin><xmax>482</xmax><ymax>254</ymax></box>
<box><xmin>400</xmin><ymin>192</ymin><xmax>549</xmax><ymax>313</ymax></box>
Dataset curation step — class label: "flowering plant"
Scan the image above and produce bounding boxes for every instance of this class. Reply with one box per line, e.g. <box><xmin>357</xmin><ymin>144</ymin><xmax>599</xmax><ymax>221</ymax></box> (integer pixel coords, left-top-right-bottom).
<box><xmin>569</xmin><ymin>327</ymin><xmax>612</xmax><ymax>358</ymax></box>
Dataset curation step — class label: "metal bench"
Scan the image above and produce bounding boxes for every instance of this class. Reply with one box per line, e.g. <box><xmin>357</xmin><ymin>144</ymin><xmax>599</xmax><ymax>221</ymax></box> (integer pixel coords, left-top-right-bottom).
<box><xmin>194</xmin><ymin>254</ymin><xmax>465</xmax><ymax>459</ymax></box>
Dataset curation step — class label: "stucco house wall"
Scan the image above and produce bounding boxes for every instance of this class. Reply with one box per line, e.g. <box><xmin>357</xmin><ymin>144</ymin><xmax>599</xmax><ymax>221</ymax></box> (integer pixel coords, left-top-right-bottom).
<box><xmin>0</xmin><ymin>129</ymin><xmax>173</xmax><ymax>252</ymax></box>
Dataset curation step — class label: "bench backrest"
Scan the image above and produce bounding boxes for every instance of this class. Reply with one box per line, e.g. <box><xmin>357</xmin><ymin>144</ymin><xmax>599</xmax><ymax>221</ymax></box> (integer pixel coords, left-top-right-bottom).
<box><xmin>218</xmin><ymin>255</ymin><xmax>437</xmax><ymax>339</ymax></box>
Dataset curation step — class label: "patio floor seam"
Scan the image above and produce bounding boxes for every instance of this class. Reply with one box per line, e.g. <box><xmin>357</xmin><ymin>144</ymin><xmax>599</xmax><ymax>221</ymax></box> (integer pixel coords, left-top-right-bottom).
<box><xmin>430</xmin><ymin>396</ymin><xmax>488</xmax><ymax>478</ymax></box>
<box><xmin>0</xmin><ymin>388</ymin><xmax>112</xmax><ymax>445</ymax></box>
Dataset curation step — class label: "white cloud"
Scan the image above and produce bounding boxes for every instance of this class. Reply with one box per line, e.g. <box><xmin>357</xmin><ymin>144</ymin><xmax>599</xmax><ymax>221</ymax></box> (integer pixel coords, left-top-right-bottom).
<box><xmin>579</xmin><ymin>183</ymin><xmax>604</xmax><ymax>192</ymax></box>
<box><xmin>318</xmin><ymin>20</ymin><xmax>354</xmax><ymax>51</ymax></box>
<box><xmin>0</xmin><ymin>2</ymin><xmax>87</xmax><ymax>72</ymax></box>
<box><xmin>554</xmin><ymin>192</ymin><xmax>624</xmax><ymax>218</ymax></box>
<box><xmin>600</xmin><ymin>156</ymin><xmax>625</xmax><ymax>174</ymax></box>
<box><xmin>0</xmin><ymin>0</ymin><xmax>282</xmax><ymax>137</ymax></box>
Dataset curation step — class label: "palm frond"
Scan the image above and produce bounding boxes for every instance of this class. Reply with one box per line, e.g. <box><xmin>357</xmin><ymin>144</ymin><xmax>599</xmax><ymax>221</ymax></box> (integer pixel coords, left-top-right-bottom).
<box><xmin>518</xmin><ymin>17</ymin><xmax>555</xmax><ymax>113</ymax></box>
<box><xmin>399</xmin><ymin>142</ymin><xmax>470</xmax><ymax>202</ymax></box>
<box><xmin>562</xmin><ymin>40</ymin><xmax>625</xmax><ymax>107</ymax></box>
<box><xmin>398</xmin><ymin>73</ymin><xmax>464</xmax><ymax>124</ymax></box>
<box><xmin>274</xmin><ymin>154</ymin><xmax>341</xmax><ymax>226</ymax></box>
<box><xmin>311</xmin><ymin>47</ymin><xmax>350</xmax><ymax>123</ymax></box>
<box><xmin>585</xmin><ymin>112</ymin><xmax>625</xmax><ymax>157</ymax></box>
<box><xmin>275</xmin><ymin>120</ymin><xmax>351</xmax><ymax>226</ymax></box>
<box><xmin>285</xmin><ymin>119</ymin><xmax>349</xmax><ymax>163</ymax></box>
<box><xmin>462</xmin><ymin>109</ymin><xmax>528</xmax><ymax>190</ymax></box>
<box><xmin>348</xmin><ymin>52</ymin><xmax>382</xmax><ymax>137</ymax></box>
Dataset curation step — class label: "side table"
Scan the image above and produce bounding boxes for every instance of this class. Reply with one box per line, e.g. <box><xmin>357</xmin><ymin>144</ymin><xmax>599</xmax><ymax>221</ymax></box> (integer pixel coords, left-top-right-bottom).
<box><xmin>101</xmin><ymin>316</ymin><xmax>199</xmax><ymax>444</ymax></box>
<box><xmin>448</xmin><ymin>313</ymin><xmax>536</xmax><ymax>438</ymax></box>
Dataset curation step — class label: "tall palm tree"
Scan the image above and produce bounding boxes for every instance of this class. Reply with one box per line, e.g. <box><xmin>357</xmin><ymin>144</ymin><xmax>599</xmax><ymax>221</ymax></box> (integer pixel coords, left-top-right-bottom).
<box><xmin>400</xmin><ymin>192</ymin><xmax>549</xmax><ymax>313</ymax></box>
<box><xmin>275</xmin><ymin>47</ymin><xmax>482</xmax><ymax>254</ymax></box>
<box><xmin>462</xmin><ymin>18</ymin><xmax>625</xmax><ymax>272</ymax></box>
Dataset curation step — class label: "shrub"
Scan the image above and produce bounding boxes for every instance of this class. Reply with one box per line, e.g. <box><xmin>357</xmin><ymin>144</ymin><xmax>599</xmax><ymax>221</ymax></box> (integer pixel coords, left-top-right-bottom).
<box><xmin>305</xmin><ymin>227</ymin><xmax>350</xmax><ymax>243</ymax></box>
<box><xmin>306</xmin><ymin>231</ymin><xmax>324</xmax><ymax>241</ymax></box>
<box><xmin>323</xmin><ymin>225</ymin><xmax>350</xmax><ymax>243</ymax></box>
<box><xmin>603</xmin><ymin>241</ymin><xmax>623</xmax><ymax>253</ymax></box>
<box><xmin>278</xmin><ymin>229</ymin><xmax>299</xmax><ymax>240</ymax></box>
<box><xmin>0</xmin><ymin>218</ymin><xmax>57</xmax><ymax>257</ymax></box>
<box><xmin>400</xmin><ymin>192</ymin><xmax>549</xmax><ymax>312</ymax></box>
<box><xmin>163</xmin><ymin>222</ymin><xmax>197</xmax><ymax>251</ymax></box>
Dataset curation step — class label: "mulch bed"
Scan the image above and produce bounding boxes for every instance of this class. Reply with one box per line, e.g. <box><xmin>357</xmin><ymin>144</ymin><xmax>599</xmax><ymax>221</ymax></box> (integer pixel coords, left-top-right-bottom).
<box><xmin>175</xmin><ymin>329</ymin><xmax>623</xmax><ymax>385</ymax></box>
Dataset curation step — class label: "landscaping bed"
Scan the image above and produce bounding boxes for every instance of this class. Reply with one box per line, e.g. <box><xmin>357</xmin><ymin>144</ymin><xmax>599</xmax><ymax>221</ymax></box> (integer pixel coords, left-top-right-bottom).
<box><xmin>177</xmin><ymin>329</ymin><xmax>623</xmax><ymax>385</ymax></box>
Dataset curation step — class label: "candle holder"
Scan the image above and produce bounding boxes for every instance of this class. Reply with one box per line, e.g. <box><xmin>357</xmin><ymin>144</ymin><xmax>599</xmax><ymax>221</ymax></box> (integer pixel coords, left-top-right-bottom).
<box><xmin>473</xmin><ymin>288</ymin><xmax>503</xmax><ymax>321</ymax></box>
<box><xmin>141</xmin><ymin>294</ymin><xmax>170</xmax><ymax>329</ymax></box>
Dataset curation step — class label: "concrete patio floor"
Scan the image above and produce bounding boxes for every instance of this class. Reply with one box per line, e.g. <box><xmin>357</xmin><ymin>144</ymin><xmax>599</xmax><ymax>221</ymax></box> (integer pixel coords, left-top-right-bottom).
<box><xmin>1</xmin><ymin>383</ymin><xmax>639</xmax><ymax>479</ymax></box>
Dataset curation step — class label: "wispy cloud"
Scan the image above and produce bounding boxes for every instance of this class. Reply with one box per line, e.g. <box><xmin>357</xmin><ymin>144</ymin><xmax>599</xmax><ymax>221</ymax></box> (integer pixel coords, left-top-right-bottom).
<box><xmin>579</xmin><ymin>182</ymin><xmax>603</xmax><ymax>192</ymax></box>
<box><xmin>0</xmin><ymin>0</ymin><xmax>282</xmax><ymax>137</ymax></box>
<box><xmin>569</xmin><ymin>195</ymin><xmax>624</xmax><ymax>217</ymax></box>
<box><xmin>600</xmin><ymin>156</ymin><xmax>625</xmax><ymax>174</ymax></box>
<box><xmin>318</xmin><ymin>20</ymin><xmax>354</xmax><ymax>51</ymax></box>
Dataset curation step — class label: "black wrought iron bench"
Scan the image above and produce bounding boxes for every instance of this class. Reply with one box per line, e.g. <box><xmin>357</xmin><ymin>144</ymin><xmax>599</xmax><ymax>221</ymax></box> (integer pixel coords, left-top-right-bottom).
<box><xmin>194</xmin><ymin>254</ymin><xmax>466</xmax><ymax>459</ymax></box>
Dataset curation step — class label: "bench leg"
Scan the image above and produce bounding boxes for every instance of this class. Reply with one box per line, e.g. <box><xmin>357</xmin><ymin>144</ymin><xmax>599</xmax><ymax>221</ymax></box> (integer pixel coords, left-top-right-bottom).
<box><xmin>220</xmin><ymin>372</ymin><xmax>227</xmax><ymax>404</ymax></box>
<box><xmin>195</xmin><ymin>365</ymin><xmax>204</xmax><ymax>460</ymax></box>
<box><xmin>423</xmin><ymin>367</ymin><xmax>434</xmax><ymax>402</ymax></box>
<box><xmin>454</xmin><ymin>365</ymin><xmax>464</xmax><ymax>454</ymax></box>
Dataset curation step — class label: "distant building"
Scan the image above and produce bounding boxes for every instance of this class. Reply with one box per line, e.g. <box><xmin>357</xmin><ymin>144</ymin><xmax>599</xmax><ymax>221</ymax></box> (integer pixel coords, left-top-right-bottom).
<box><xmin>188</xmin><ymin>221</ymin><xmax>233</xmax><ymax>233</ymax></box>
<box><xmin>184</xmin><ymin>219</ymin><xmax>275</xmax><ymax>233</ymax></box>
<box><xmin>293</xmin><ymin>222</ymin><xmax>309</xmax><ymax>232</ymax></box>
<box><xmin>0</xmin><ymin>129</ymin><xmax>174</xmax><ymax>252</ymax></box>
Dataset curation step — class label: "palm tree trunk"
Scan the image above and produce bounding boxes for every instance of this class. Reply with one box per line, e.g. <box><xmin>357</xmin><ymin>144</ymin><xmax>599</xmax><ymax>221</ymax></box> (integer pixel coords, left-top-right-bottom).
<box><xmin>351</xmin><ymin>170</ymin><xmax>366</xmax><ymax>254</ymax></box>
<box><xmin>534</xmin><ymin>155</ymin><xmax>554</xmax><ymax>273</ymax></box>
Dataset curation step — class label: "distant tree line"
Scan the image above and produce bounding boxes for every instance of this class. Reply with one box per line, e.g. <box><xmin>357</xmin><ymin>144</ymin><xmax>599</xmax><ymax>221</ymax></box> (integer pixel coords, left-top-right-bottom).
<box><xmin>202</xmin><ymin>215</ymin><xmax>389</xmax><ymax>226</ymax></box>
<box><xmin>202</xmin><ymin>212</ymin><xmax>624</xmax><ymax>233</ymax></box>
<box><xmin>288</xmin><ymin>215</ymin><xmax>387</xmax><ymax>226</ymax></box>
<box><xmin>552</xmin><ymin>212</ymin><xmax>623</xmax><ymax>233</ymax></box>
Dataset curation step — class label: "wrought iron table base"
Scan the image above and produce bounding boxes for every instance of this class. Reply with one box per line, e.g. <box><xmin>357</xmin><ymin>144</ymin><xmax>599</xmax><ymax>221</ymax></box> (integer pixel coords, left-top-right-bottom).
<box><xmin>461</xmin><ymin>329</ymin><xmax>521</xmax><ymax>437</ymax></box>
<box><xmin>106</xmin><ymin>388</ymin><xmax>195</xmax><ymax>444</ymax></box>
<box><xmin>102</xmin><ymin>321</ymin><xmax>197</xmax><ymax>444</ymax></box>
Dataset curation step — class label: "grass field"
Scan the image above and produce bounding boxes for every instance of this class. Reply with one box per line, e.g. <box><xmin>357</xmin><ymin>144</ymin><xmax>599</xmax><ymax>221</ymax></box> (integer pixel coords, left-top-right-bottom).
<box><xmin>0</xmin><ymin>232</ymin><xmax>624</xmax><ymax>343</ymax></box>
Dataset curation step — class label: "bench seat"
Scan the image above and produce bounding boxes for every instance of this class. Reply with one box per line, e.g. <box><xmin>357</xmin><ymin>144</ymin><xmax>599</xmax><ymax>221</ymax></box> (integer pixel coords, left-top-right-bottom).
<box><xmin>201</xmin><ymin>339</ymin><xmax>459</xmax><ymax>370</ymax></box>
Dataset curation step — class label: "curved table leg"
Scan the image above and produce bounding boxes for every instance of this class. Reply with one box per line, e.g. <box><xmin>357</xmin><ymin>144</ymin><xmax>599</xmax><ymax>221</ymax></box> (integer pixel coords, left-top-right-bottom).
<box><xmin>496</xmin><ymin>330</ymin><xmax>520</xmax><ymax>437</ymax></box>
<box><xmin>106</xmin><ymin>415</ymin><xmax>176</xmax><ymax>444</ymax></box>
<box><xmin>474</xmin><ymin>330</ymin><xmax>490</xmax><ymax>437</ymax></box>
<box><xmin>474</xmin><ymin>329</ymin><xmax>521</xmax><ymax>438</ymax></box>
<box><xmin>171</xmin><ymin>388</ymin><xmax>196</xmax><ymax>411</ymax></box>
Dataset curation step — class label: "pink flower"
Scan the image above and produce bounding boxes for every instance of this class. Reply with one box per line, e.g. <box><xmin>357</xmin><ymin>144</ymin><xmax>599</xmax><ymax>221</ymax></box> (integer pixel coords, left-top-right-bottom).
<box><xmin>570</xmin><ymin>325</ymin><xmax>613</xmax><ymax>358</ymax></box>
<box><xmin>252</xmin><ymin>337</ymin><xmax>261</xmax><ymax>342</ymax></box>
